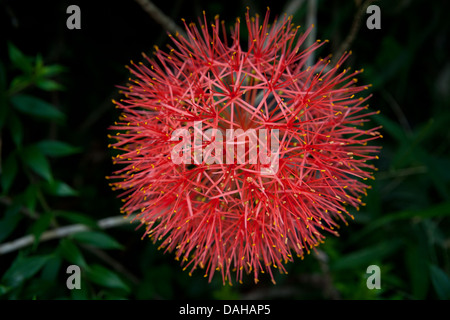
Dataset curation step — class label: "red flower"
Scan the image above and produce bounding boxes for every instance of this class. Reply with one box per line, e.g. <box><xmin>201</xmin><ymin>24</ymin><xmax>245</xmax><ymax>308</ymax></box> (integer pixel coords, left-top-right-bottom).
<box><xmin>108</xmin><ymin>8</ymin><xmax>381</xmax><ymax>285</ymax></box>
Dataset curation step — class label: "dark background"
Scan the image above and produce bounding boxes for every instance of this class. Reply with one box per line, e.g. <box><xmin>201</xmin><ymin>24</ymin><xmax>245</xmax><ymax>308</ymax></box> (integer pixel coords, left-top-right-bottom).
<box><xmin>0</xmin><ymin>0</ymin><xmax>449</xmax><ymax>300</ymax></box>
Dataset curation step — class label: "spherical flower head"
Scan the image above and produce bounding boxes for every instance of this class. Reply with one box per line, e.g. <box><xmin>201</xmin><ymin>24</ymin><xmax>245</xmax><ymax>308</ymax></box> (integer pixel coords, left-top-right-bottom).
<box><xmin>108</xmin><ymin>8</ymin><xmax>381</xmax><ymax>285</ymax></box>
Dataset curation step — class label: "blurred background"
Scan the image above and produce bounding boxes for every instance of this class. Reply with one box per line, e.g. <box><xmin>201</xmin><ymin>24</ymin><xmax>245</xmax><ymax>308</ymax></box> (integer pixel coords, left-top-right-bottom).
<box><xmin>0</xmin><ymin>0</ymin><xmax>449</xmax><ymax>300</ymax></box>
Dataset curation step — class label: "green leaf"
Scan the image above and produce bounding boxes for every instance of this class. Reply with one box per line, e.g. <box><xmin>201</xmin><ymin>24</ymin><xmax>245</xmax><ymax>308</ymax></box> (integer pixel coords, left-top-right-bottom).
<box><xmin>40</xmin><ymin>256</ymin><xmax>62</xmax><ymax>282</ymax></box>
<box><xmin>86</xmin><ymin>264</ymin><xmax>130</xmax><ymax>292</ymax></box>
<box><xmin>44</xmin><ymin>180</ymin><xmax>78</xmax><ymax>197</ymax></box>
<box><xmin>331</xmin><ymin>240</ymin><xmax>402</xmax><ymax>271</ymax></box>
<box><xmin>1</xmin><ymin>153</ymin><xmax>18</xmax><ymax>194</ymax></box>
<box><xmin>7</xmin><ymin>42</ymin><xmax>33</xmax><ymax>73</ymax></box>
<box><xmin>35</xmin><ymin>53</ymin><xmax>44</xmax><ymax>71</ymax></box>
<box><xmin>405</xmin><ymin>244</ymin><xmax>429</xmax><ymax>299</ymax></box>
<box><xmin>9</xmin><ymin>75</ymin><xmax>32</xmax><ymax>94</ymax></box>
<box><xmin>429</xmin><ymin>264</ymin><xmax>450</xmax><ymax>299</ymax></box>
<box><xmin>36</xmin><ymin>140</ymin><xmax>81</xmax><ymax>157</ymax></box>
<box><xmin>10</xmin><ymin>94</ymin><xmax>65</xmax><ymax>121</ymax></box>
<box><xmin>58</xmin><ymin>238</ymin><xmax>87</xmax><ymax>268</ymax></box>
<box><xmin>40</xmin><ymin>64</ymin><xmax>66</xmax><ymax>77</ymax></box>
<box><xmin>20</xmin><ymin>145</ymin><xmax>53</xmax><ymax>182</ymax></box>
<box><xmin>382</xmin><ymin>201</ymin><xmax>450</xmax><ymax>223</ymax></box>
<box><xmin>1</xmin><ymin>254</ymin><xmax>50</xmax><ymax>288</ymax></box>
<box><xmin>29</xmin><ymin>211</ymin><xmax>53</xmax><ymax>247</ymax></box>
<box><xmin>0</xmin><ymin>205</ymin><xmax>23</xmax><ymax>243</ymax></box>
<box><xmin>72</xmin><ymin>231</ymin><xmax>124</xmax><ymax>250</ymax></box>
<box><xmin>36</xmin><ymin>79</ymin><xmax>65</xmax><ymax>91</ymax></box>
<box><xmin>356</xmin><ymin>201</ymin><xmax>450</xmax><ymax>239</ymax></box>
<box><xmin>0</xmin><ymin>285</ymin><xmax>10</xmax><ymax>296</ymax></box>
<box><xmin>8</xmin><ymin>113</ymin><xmax>23</xmax><ymax>147</ymax></box>
<box><xmin>418</xmin><ymin>152</ymin><xmax>450</xmax><ymax>199</ymax></box>
<box><xmin>55</xmin><ymin>210</ymin><xmax>98</xmax><ymax>229</ymax></box>
<box><xmin>369</xmin><ymin>36</ymin><xmax>411</xmax><ymax>89</ymax></box>
<box><xmin>23</xmin><ymin>183</ymin><xmax>38</xmax><ymax>212</ymax></box>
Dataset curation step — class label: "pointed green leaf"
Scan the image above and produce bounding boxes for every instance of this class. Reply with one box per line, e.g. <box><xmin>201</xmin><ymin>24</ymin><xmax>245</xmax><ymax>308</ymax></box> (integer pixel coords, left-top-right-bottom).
<box><xmin>36</xmin><ymin>79</ymin><xmax>65</xmax><ymax>91</ymax></box>
<box><xmin>405</xmin><ymin>244</ymin><xmax>429</xmax><ymax>299</ymax></box>
<box><xmin>331</xmin><ymin>240</ymin><xmax>402</xmax><ymax>271</ymax></box>
<box><xmin>10</xmin><ymin>94</ymin><xmax>65</xmax><ymax>121</ymax></box>
<box><xmin>55</xmin><ymin>211</ymin><xmax>98</xmax><ymax>229</ymax></box>
<box><xmin>429</xmin><ymin>264</ymin><xmax>450</xmax><ymax>299</ymax></box>
<box><xmin>40</xmin><ymin>256</ymin><xmax>62</xmax><ymax>282</ymax></box>
<box><xmin>357</xmin><ymin>201</ymin><xmax>450</xmax><ymax>239</ymax></box>
<box><xmin>72</xmin><ymin>231</ymin><xmax>124</xmax><ymax>250</ymax></box>
<box><xmin>418</xmin><ymin>152</ymin><xmax>450</xmax><ymax>199</ymax></box>
<box><xmin>35</xmin><ymin>53</ymin><xmax>44</xmax><ymax>70</ymax></box>
<box><xmin>7</xmin><ymin>42</ymin><xmax>33</xmax><ymax>73</ymax></box>
<box><xmin>86</xmin><ymin>264</ymin><xmax>130</xmax><ymax>292</ymax></box>
<box><xmin>8</xmin><ymin>113</ymin><xmax>23</xmax><ymax>147</ymax></box>
<box><xmin>23</xmin><ymin>183</ymin><xmax>38</xmax><ymax>212</ymax></box>
<box><xmin>29</xmin><ymin>211</ymin><xmax>53</xmax><ymax>247</ymax></box>
<box><xmin>44</xmin><ymin>180</ymin><xmax>78</xmax><ymax>197</ymax></box>
<box><xmin>20</xmin><ymin>145</ymin><xmax>53</xmax><ymax>182</ymax></box>
<box><xmin>40</xmin><ymin>64</ymin><xmax>66</xmax><ymax>77</ymax></box>
<box><xmin>0</xmin><ymin>285</ymin><xmax>10</xmax><ymax>296</ymax></box>
<box><xmin>0</xmin><ymin>205</ymin><xmax>23</xmax><ymax>243</ymax></box>
<box><xmin>58</xmin><ymin>238</ymin><xmax>87</xmax><ymax>268</ymax></box>
<box><xmin>1</xmin><ymin>254</ymin><xmax>50</xmax><ymax>288</ymax></box>
<box><xmin>9</xmin><ymin>75</ymin><xmax>32</xmax><ymax>94</ymax></box>
<box><xmin>1</xmin><ymin>153</ymin><xmax>18</xmax><ymax>194</ymax></box>
<box><xmin>36</xmin><ymin>140</ymin><xmax>81</xmax><ymax>157</ymax></box>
